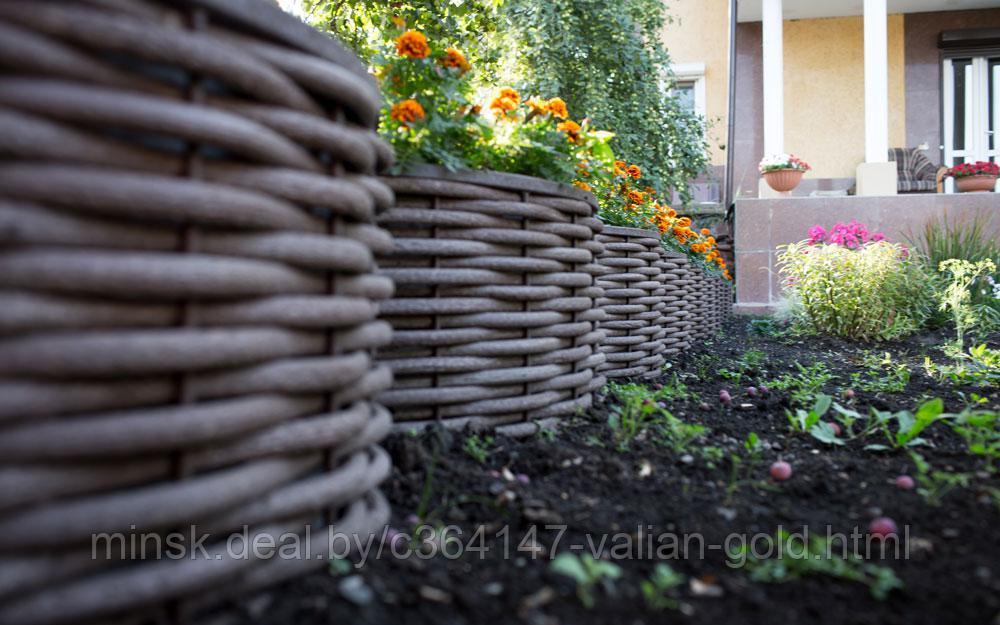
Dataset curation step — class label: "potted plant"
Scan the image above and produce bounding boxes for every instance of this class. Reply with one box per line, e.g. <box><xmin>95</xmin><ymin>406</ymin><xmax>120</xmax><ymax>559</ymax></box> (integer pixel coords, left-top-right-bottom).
<box><xmin>759</xmin><ymin>153</ymin><xmax>811</xmax><ymax>193</ymax></box>
<box><xmin>947</xmin><ymin>160</ymin><xmax>999</xmax><ymax>193</ymax></box>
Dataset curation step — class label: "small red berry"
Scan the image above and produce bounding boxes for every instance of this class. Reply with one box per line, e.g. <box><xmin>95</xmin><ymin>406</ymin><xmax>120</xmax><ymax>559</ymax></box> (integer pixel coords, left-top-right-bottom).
<box><xmin>895</xmin><ymin>475</ymin><xmax>915</xmax><ymax>490</ymax></box>
<box><xmin>770</xmin><ymin>461</ymin><xmax>792</xmax><ymax>481</ymax></box>
<box><xmin>830</xmin><ymin>422</ymin><xmax>842</xmax><ymax>436</ymax></box>
<box><xmin>869</xmin><ymin>517</ymin><xmax>898</xmax><ymax>538</ymax></box>
<box><xmin>719</xmin><ymin>390</ymin><xmax>732</xmax><ymax>405</ymax></box>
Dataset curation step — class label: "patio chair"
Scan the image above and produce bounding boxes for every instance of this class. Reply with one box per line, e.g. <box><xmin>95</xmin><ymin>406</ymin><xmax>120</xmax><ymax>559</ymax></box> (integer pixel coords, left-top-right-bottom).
<box><xmin>888</xmin><ymin>147</ymin><xmax>947</xmax><ymax>194</ymax></box>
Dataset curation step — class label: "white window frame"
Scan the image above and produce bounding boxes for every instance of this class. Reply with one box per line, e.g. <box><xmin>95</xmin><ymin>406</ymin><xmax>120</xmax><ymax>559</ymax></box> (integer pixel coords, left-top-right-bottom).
<box><xmin>671</xmin><ymin>62</ymin><xmax>707</xmax><ymax>118</ymax></box>
<box><xmin>942</xmin><ymin>55</ymin><xmax>1000</xmax><ymax>193</ymax></box>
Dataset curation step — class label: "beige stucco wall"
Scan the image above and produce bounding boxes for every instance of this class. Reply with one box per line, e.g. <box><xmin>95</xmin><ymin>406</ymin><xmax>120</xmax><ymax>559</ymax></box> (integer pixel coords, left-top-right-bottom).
<box><xmin>784</xmin><ymin>15</ymin><xmax>906</xmax><ymax>179</ymax></box>
<box><xmin>661</xmin><ymin>0</ymin><xmax>730</xmax><ymax>166</ymax></box>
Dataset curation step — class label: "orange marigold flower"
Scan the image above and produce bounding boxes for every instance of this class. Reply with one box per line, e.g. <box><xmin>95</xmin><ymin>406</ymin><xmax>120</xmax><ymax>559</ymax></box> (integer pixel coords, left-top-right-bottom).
<box><xmin>390</xmin><ymin>99</ymin><xmax>426</xmax><ymax>124</ymax></box>
<box><xmin>526</xmin><ymin>97</ymin><xmax>547</xmax><ymax>115</ymax></box>
<box><xmin>677</xmin><ymin>217</ymin><xmax>692</xmax><ymax>228</ymax></box>
<box><xmin>700</xmin><ymin>228</ymin><xmax>711</xmax><ymax>236</ymax></box>
<box><xmin>490</xmin><ymin>88</ymin><xmax>521</xmax><ymax>118</ymax></box>
<box><xmin>499</xmin><ymin>87</ymin><xmax>521</xmax><ymax>105</ymax></box>
<box><xmin>396</xmin><ymin>30</ymin><xmax>430</xmax><ymax>59</ymax></box>
<box><xmin>545</xmin><ymin>97</ymin><xmax>569</xmax><ymax>119</ymax></box>
<box><xmin>573</xmin><ymin>180</ymin><xmax>592</xmax><ymax>192</ymax></box>
<box><xmin>557</xmin><ymin>119</ymin><xmax>581</xmax><ymax>142</ymax></box>
<box><xmin>391</xmin><ymin>15</ymin><xmax>406</xmax><ymax>28</ymax></box>
<box><xmin>440</xmin><ymin>47</ymin><xmax>471</xmax><ymax>73</ymax></box>
<box><xmin>626</xmin><ymin>164</ymin><xmax>641</xmax><ymax>179</ymax></box>
<box><xmin>627</xmin><ymin>190</ymin><xmax>645</xmax><ymax>204</ymax></box>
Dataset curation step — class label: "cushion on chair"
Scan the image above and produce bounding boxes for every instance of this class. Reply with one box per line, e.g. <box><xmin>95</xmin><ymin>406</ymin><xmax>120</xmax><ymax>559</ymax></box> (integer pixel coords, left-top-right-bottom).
<box><xmin>889</xmin><ymin>147</ymin><xmax>940</xmax><ymax>192</ymax></box>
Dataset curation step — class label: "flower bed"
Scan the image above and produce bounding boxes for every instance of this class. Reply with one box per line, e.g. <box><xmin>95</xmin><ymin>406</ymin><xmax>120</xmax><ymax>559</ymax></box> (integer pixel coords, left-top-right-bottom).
<box><xmin>0</xmin><ymin>2</ymin><xmax>394</xmax><ymax>622</ymax></box>
<box><xmin>376</xmin><ymin>166</ymin><xmax>606</xmax><ymax>431</ymax></box>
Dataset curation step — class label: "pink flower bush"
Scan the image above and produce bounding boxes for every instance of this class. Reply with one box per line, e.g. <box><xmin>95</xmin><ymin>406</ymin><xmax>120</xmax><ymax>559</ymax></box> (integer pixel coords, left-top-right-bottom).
<box><xmin>807</xmin><ymin>220</ymin><xmax>885</xmax><ymax>249</ymax></box>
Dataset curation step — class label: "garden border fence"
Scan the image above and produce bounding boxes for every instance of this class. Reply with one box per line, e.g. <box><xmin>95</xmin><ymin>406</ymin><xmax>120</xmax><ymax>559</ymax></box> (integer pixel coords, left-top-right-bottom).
<box><xmin>0</xmin><ymin>1</ymin><xmax>394</xmax><ymax>623</ymax></box>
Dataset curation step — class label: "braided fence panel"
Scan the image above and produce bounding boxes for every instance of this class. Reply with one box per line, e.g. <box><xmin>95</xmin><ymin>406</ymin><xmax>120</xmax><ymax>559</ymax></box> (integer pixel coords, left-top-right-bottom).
<box><xmin>376</xmin><ymin>166</ymin><xmax>606</xmax><ymax>431</ymax></box>
<box><xmin>593</xmin><ymin>226</ymin><xmax>668</xmax><ymax>379</ymax></box>
<box><xmin>0</xmin><ymin>1</ymin><xmax>395</xmax><ymax>623</ymax></box>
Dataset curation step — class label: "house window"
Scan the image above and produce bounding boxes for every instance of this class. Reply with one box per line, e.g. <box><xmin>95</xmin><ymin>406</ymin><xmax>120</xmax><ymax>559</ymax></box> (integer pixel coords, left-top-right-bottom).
<box><xmin>670</xmin><ymin>62</ymin><xmax>706</xmax><ymax>117</ymax></box>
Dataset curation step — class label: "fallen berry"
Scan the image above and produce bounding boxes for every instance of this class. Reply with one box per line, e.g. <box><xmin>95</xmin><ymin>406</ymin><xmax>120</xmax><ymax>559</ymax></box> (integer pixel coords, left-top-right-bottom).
<box><xmin>746</xmin><ymin>386</ymin><xmax>758</xmax><ymax>397</ymax></box>
<box><xmin>699</xmin><ymin>402</ymin><xmax>711</xmax><ymax>411</ymax></box>
<box><xmin>869</xmin><ymin>517</ymin><xmax>898</xmax><ymax>538</ymax></box>
<box><xmin>895</xmin><ymin>475</ymin><xmax>915</xmax><ymax>490</ymax></box>
<box><xmin>842</xmin><ymin>389</ymin><xmax>856</xmax><ymax>400</ymax></box>
<box><xmin>653</xmin><ymin>383</ymin><xmax>663</xmax><ymax>390</ymax></box>
<box><xmin>719</xmin><ymin>390</ymin><xmax>732</xmax><ymax>405</ymax></box>
<box><xmin>404</xmin><ymin>514</ymin><xmax>420</xmax><ymax>526</ymax></box>
<box><xmin>759</xmin><ymin>386</ymin><xmax>770</xmax><ymax>395</ymax></box>
<box><xmin>830</xmin><ymin>422</ymin><xmax>842</xmax><ymax>436</ymax></box>
<box><xmin>516</xmin><ymin>473</ymin><xmax>530</xmax><ymax>485</ymax></box>
<box><xmin>769</xmin><ymin>461</ymin><xmax>792</xmax><ymax>481</ymax></box>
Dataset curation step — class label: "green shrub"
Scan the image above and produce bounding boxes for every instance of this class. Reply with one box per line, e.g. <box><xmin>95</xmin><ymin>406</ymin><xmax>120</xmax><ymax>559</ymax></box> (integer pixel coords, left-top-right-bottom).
<box><xmin>776</xmin><ymin>241</ymin><xmax>931</xmax><ymax>341</ymax></box>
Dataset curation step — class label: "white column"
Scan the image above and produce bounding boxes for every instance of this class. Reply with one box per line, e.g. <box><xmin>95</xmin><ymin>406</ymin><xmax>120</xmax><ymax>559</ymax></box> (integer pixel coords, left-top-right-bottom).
<box><xmin>762</xmin><ymin>0</ymin><xmax>784</xmax><ymax>156</ymax></box>
<box><xmin>863</xmin><ymin>0</ymin><xmax>888</xmax><ymax>163</ymax></box>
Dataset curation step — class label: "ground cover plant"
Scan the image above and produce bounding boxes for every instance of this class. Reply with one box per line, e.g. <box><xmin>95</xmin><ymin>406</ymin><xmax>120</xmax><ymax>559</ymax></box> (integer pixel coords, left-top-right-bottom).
<box><xmin>231</xmin><ymin>319</ymin><xmax>1000</xmax><ymax>625</ymax></box>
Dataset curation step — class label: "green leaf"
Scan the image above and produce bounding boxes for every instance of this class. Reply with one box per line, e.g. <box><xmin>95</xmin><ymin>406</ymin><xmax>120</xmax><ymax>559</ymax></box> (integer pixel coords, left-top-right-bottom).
<box><xmin>549</xmin><ymin>553</ymin><xmax>589</xmax><ymax>584</ymax></box>
<box><xmin>810</xmin><ymin>422</ymin><xmax>844</xmax><ymax>446</ymax></box>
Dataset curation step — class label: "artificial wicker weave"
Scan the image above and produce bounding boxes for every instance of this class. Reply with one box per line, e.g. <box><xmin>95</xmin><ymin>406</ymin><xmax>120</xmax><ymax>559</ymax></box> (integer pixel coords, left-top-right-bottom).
<box><xmin>376</xmin><ymin>166</ymin><xmax>606</xmax><ymax>431</ymax></box>
<box><xmin>657</xmin><ymin>250</ymin><xmax>694</xmax><ymax>356</ymax></box>
<box><xmin>0</xmin><ymin>2</ymin><xmax>394</xmax><ymax>623</ymax></box>
<box><xmin>593</xmin><ymin>226</ymin><xmax>668</xmax><ymax>379</ymax></box>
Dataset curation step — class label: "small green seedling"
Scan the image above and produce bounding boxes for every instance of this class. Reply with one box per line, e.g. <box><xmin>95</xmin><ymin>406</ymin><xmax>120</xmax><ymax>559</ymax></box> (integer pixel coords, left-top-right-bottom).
<box><xmin>909</xmin><ymin>451</ymin><xmax>972</xmax><ymax>506</ymax></box>
<box><xmin>864</xmin><ymin>398</ymin><xmax>945</xmax><ymax>451</ymax></box>
<box><xmin>549</xmin><ymin>553</ymin><xmax>622</xmax><ymax>609</ymax></box>
<box><xmin>463</xmin><ymin>434</ymin><xmax>494</xmax><ymax>464</ymax></box>
<box><xmin>950</xmin><ymin>408</ymin><xmax>1000</xmax><ymax>473</ymax></box>
<box><xmin>725</xmin><ymin>432</ymin><xmax>767</xmax><ymax>503</ymax></box>
<box><xmin>768</xmin><ymin>362</ymin><xmax>835</xmax><ymax>407</ymax></box>
<box><xmin>640</xmin><ymin>563</ymin><xmax>685</xmax><ymax>611</ymax></box>
<box><xmin>787</xmin><ymin>393</ymin><xmax>832</xmax><ymax>433</ymax></box>
<box><xmin>851</xmin><ymin>351</ymin><xmax>911</xmax><ymax>393</ymax></box>
<box><xmin>729</xmin><ymin>530</ymin><xmax>903</xmax><ymax>600</ymax></box>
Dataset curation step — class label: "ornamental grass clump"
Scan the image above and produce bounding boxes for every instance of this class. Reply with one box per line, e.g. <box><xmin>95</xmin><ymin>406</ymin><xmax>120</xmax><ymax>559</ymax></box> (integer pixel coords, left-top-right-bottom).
<box><xmin>777</xmin><ymin>238</ymin><xmax>930</xmax><ymax>341</ymax></box>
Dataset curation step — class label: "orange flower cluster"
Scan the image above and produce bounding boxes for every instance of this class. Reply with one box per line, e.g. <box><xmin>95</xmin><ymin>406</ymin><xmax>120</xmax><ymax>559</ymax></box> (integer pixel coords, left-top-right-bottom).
<box><xmin>546</xmin><ymin>97</ymin><xmax>569</xmax><ymax>119</ymax></box>
<box><xmin>490</xmin><ymin>87</ymin><xmax>521</xmax><ymax>118</ymax></box>
<box><xmin>390</xmin><ymin>99</ymin><xmax>425</xmax><ymax>124</ymax></box>
<box><xmin>557</xmin><ymin>119</ymin><xmax>581</xmax><ymax>142</ymax></box>
<box><xmin>396</xmin><ymin>30</ymin><xmax>430</xmax><ymax>59</ymax></box>
<box><xmin>440</xmin><ymin>47</ymin><xmax>471</xmax><ymax>73</ymax></box>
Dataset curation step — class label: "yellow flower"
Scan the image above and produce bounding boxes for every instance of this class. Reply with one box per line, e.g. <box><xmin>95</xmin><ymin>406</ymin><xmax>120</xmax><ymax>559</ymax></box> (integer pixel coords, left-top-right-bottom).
<box><xmin>545</xmin><ymin>97</ymin><xmax>568</xmax><ymax>119</ymax></box>
<box><xmin>440</xmin><ymin>47</ymin><xmax>471</xmax><ymax>73</ymax></box>
<box><xmin>390</xmin><ymin>99</ymin><xmax>426</xmax><ymax>124</ymax></box>
<box><xmin>573</xmin><ymin>180</ymin><xmax>592</xmax><ymax>192</ymax></box>
<box><xmin>396</xmin><ymin>31</ymin><xmax>430</xmax><ymax>59</ymax></box>
<box><xmin>391</xmin><ymin>15</ymin><xmax>406</xmax><ymax>29</ymax></box>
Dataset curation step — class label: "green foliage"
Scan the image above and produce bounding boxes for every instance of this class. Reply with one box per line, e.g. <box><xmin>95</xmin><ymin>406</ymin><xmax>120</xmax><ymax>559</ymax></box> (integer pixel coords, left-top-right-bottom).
<box><xmin>748</xmin><ymin>317</ymin><xmax>786</xmax><ymax>337</ymax></box>
<box><xmin>776</xmin><ymin>241</ymin><xmax>932</xmax><ymax>341</ymax></box>
<box><xmin>950</xmin><ymin>408</ymin><xmax>1000</xmax><ymax>473</ymax></box>
<box><xmin>302</xmin><ymin>0</ymin><xmax>505</xmax><ymax>80</ymax></box>
<box><xmin>606</xmin><ymin>382</ymin><xmax>706</xmax><ymax>453</ymax></box>
<box><xmin>729</xmin><ymin>530</ymin><xmax>903</xmax><ymax>601</ymax></box>
<box><xmin>787</xmin><ymin>394</ymin><xmax>832</xmax><ymax>433</ymax></box>
<box><xmin>909</xmin><ymin>213</ymin><xmax>1000</xmax><ymax>330</ymax></box>
<box><xmin>549</xmin><ymin>553</ymin><xmax>622</xmax><ymax>609</ymax></box>
<box><xmin>938</xmin><ymin>258</ymin><xmax>998</xmax><ymax>346</ymax></box>
<box><xmin>501</xmin><ymin>0</ymin><xmax>709</xmax><ymax>203</ymax></box>
<box><xmin>725</xmin><ymin>432</ymin><xmax>766</xmax><ymax>504</ymax></box>
<box><xmin>864</xmin><ymin>398</ymin><xmax>945</xmax><ymax>451</ymax></box>
<box><xmin>719</xmin><ymin>349</ymin><xmax>767</xmax><ymax>386</ymax></box>
<box><xmin>909</xmin><ymin>451</ymin><xmax>972</xmax><ymax>507</ymax></box>
<box><xmin>462</xmin><ymin>434</ymin><xmax>494</xmax><ymax>464</ymax></box>
<box><xmin>640</xmin><ymin>564</ymin><xmax>685</xmax><ymax>611</ymax></box>
<box><xmin>767</xmin><ymin>362</ymin><xmax>835</xmax><ymax>408</ymax></box>
<box><xmin>924</xmin><ymin>343</ymin><xmax>1000</xmax><ymax>388</ymax></box>
<box><xmin>850</xmin><ymin>351</ymin><xmax>911</xmax><ymax>394</ymax></box>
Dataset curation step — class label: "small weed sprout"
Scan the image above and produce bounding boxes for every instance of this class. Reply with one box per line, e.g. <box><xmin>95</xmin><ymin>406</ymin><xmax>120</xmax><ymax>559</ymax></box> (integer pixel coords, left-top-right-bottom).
<box><xmin>851</xmin><ymin>351</ymin><xmax>911</xmax><ymax>393</ymax></box>
<box><xmin>729</xmin><ymin>530</ymin><xmax>903</xmax><ymax>600</ymax></box>
<box><xmin>949</xmin><ymin>408</ymin><xmax>1000</xmax><ymax>473</ymax></box>
<box><xmin>909</xmin><ymin>451</ymin><xmax>972</xmax><ymax>506</ymax></box>
<box><xmin>549</xmin><ymin>553</ymin><xmax>622</xmax><ymax>609</ymax></box>
<box><xmin>463</xmin><ymin>434</ymin><xmax>494</xmax><ymax>464</ymax></box>
<box><xmin>768</xmin><ymin>362</ymin><xmax>835</xmax><ymax>407</ymax></box>
<box><xmin>640</xmin><ymin>563</ymin><xmax>685</xmax><ymax>611</ymax></box>
<box><xmin>725</xmin><ymin>432</ymin><xmax>766</xmax><ymax>504</ymax></box>
<box><xmin>864</xmin><ymin>398</ymin><xmax>946</xmax><ymax>451</ymax></box>
<box><xmin>719</xmin><ymin>349</ymin><xmax>766</xmax><ymax>386</ymax></box>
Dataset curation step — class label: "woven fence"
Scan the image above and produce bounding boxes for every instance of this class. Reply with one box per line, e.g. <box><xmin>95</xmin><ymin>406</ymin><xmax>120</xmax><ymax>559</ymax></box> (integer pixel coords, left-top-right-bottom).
<box><xmin>376</xmin><ymin>166</ymin><xmax>606</xmax><ymax>431</ymax></box>
<box><xmin>0</xmin><ymin>1</ymin><xmax>395</xmax><ymax>623</ymax></box>
<box><xmin>593</xmin><ymin>226</ymin><xmax>667</xmax><ymax>379</ymax></box>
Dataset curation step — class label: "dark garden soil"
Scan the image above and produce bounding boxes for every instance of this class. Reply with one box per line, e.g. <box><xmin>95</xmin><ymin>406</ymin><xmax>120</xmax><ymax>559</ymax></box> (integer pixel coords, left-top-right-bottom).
<box><xmin>233</xmin><ymin>320</ymin><xmax>1000</xmax><ymax>625</ymax></box>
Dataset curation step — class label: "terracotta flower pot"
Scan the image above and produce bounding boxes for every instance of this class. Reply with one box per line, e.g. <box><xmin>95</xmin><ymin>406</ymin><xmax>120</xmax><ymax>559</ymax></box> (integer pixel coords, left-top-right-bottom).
<box><xmin>954</xmin><ymin>175</ymin><xmax>997</xmax><ymax>193</ymax></box>
<box><xmin>762</xmin><ymin>168</ymin><xmax>805</xmax><ymax>193</ymax></box>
